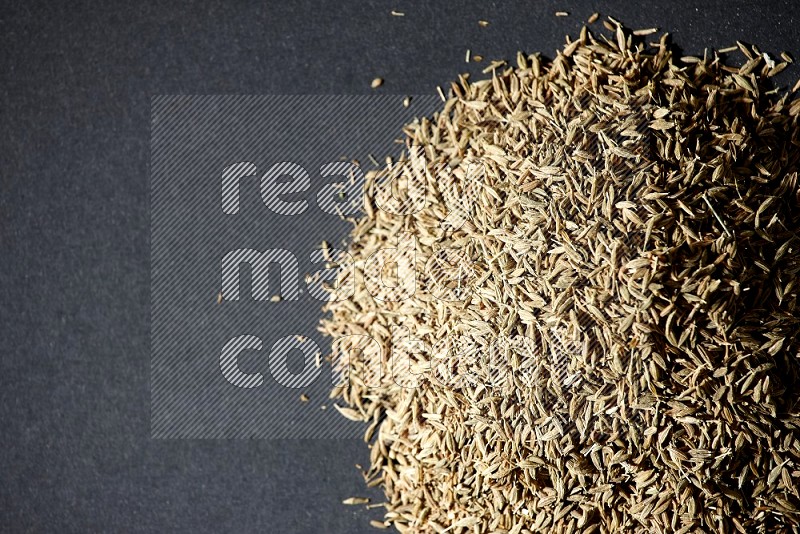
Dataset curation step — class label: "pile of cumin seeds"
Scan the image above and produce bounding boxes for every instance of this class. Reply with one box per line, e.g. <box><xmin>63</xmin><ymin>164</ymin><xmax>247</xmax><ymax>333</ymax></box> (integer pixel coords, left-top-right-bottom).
<box><xmin>320</xmin><ymin>19</ymin><xmax>800</xmax><ymax>533</ymax></box>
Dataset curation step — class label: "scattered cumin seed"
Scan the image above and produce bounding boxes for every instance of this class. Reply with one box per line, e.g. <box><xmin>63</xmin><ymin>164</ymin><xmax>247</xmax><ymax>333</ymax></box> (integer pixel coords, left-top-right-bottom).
<box><xmin>343</xmin><ymin>497</ymin><xmax>370</xmax><ymax>505</ymax></box>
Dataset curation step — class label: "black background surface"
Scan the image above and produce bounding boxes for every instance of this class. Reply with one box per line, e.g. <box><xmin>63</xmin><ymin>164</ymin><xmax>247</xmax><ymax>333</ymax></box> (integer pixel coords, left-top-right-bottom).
<box><xmin>1</xmin><ymin>1</ymin><xmax>799</xmax><ymax>532</ymax></box>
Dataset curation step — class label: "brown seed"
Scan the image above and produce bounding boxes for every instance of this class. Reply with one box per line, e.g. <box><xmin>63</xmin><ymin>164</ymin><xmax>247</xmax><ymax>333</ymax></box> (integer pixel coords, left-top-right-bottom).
<box><xmin>321</xmin><ymin>18</ymin><xmax>800</xmax><ymax>533</ymax></box>
<box><xmin>342</xmin><ymin>497</ymin><xmax>370</xmax><ymax>505</ymax></box>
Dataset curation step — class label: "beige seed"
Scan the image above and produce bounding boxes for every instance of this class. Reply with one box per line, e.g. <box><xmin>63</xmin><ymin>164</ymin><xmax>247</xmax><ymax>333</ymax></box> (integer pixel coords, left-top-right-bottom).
<box><xmin>320</xmin><ymin>18</ymin><xmax>800</xmax><ymax>533</ymax></box>
<box><xmin>342</xmin><ymin>497</ymin><xmax>370</xmax><ymax>505</ymax></box>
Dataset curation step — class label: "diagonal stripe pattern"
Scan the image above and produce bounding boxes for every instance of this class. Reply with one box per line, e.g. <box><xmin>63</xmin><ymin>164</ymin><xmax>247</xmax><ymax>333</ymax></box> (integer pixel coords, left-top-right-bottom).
<box><xmin>150</xmin><ymin>95</ymin><xmax>441</xmax><ymax>439</ymax></box>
